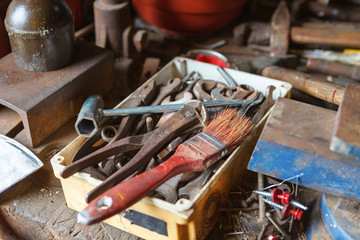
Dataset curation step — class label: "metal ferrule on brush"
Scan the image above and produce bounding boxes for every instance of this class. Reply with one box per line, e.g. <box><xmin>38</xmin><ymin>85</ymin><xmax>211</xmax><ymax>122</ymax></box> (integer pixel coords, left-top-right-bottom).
<box><xmin>182</xmin><ymin>132</ymin><xmax>228</xmax><ymax>168</ymax></box>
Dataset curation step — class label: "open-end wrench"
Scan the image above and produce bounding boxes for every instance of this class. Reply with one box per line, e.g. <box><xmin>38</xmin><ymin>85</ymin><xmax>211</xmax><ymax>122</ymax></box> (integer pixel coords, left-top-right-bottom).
<box><xmin>134</xmin><ymin>77</ymin><xmax>182</xmax><ymax>133</ymax></box>
<box><xmin>193</xmin><ymin>80</ymin><xmax>227</xmax><ymax>101</ymax></box>
<box><xmin>238</xmin><ymin>91</ymin><xmax>265</xmax><ymax>117</ymax></box>
<box><xmin>79</xmin><ymin>101</ymin><xmax>206</xmax><ymax>203</ymax></box>
<box><xmin>175</xmin><ymin>71</ymin><xmax>202</xmax><ymax>100</ymax></box>
<box><xmin>156</xmin><ymin>92</ymin><xmax>194</xmax><ymax>126</ymax></box>
<box><xmin>211</xmin><ymin>84</ymin><xmax>255</xmax><ymax>100</ymax></box>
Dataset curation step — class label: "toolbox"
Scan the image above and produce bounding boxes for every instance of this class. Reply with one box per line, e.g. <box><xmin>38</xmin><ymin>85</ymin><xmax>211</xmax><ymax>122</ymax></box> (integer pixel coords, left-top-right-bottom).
<box><xmin>51</xmin><ymin>57</ymin><xmax>291</xmax><ymax>240</ymax></box>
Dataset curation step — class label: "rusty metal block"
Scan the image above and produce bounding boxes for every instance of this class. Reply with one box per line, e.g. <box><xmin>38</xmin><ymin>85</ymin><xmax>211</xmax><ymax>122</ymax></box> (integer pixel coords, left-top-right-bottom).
<box><xmin>0</xmin><ymin>41</ymin><xmax>115</xmax><ymax>147</ymax></box>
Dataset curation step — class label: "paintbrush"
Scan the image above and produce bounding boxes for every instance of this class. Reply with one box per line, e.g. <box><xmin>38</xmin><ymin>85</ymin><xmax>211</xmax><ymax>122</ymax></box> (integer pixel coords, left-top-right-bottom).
<box><xmin>77</xmin><ymin>109</ymin><xmax>254</xmax><ymax>225</ymax></box>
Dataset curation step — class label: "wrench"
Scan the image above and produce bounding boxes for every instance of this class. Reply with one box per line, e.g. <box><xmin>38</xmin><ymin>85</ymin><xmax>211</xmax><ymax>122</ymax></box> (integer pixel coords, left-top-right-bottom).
<box><xmin>238</xmin><ymin>91</ymin><xmax>265</xmax><ymax>116</ymax></box>
<box><xmin>211</xmin><ymin>84</ymin><xmax>255</xmax><ymax>100</ymax></box>
<box><xmin>156</xmin><ymin>92</ymin><xmax>194</xmax><ymax>126</ymax></box>
<box><xmin>175</xmin><ymin>71</ymin><xmax>201</xmax><ymax>100</ymax></box>
<box><xmin>85</xmin><ymin>101</ymin><xmax>207</xmax><ymax>203</ymax></box>
<box><xmin>134</xmin><ymin>77</ymin><xmax>182</xmax><ymax>133</ymax></box>
<box><xmin>193</xmin><ymin>80</ymin><xmax>227</xmax><ymax>101</ymax></box>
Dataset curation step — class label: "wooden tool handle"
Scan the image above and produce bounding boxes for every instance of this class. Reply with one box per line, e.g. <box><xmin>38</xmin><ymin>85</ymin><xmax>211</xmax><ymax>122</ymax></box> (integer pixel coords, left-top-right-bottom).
<box><xmin>262</xmin><ymin>66</ymin><xmax>345</xmax><ymax>105</ymax></box>
<box><xmin>306</xmin><ymin>58</ymin><xmax>360</xmax><ymax>82</ymax></box>
<box><xmin>291</xmin><ymin>26</ymin><xmax>360</xmax><ymax>48</ymax></box>
<box><xmin>77</xmin><ymin>153</ymin><xmax>189</xmax><ymax>225</ymax></box>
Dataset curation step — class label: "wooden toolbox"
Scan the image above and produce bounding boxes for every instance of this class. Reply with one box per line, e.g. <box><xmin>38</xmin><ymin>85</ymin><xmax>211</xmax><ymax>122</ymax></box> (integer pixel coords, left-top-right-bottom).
<box><xmin>51</xmin><ymin>57</ymin><xmax>291</xmax><ymax>240</ymax></box>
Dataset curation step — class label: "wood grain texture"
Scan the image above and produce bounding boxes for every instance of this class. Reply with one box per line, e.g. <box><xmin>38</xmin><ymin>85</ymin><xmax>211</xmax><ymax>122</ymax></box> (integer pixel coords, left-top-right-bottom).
<box><xmin>262</xmin><ymin>66</ymin><xmax>345</xmax><ymax>105</ymax></box>
<box><xmin>291</xmin><ymin>26</ymin><xmax>360</xmax><ymax>48</ymax></box>
<box><xmin>331</xmin><ymin>84</ymin><xmax>360</xmax><ymax>158</ymax></box>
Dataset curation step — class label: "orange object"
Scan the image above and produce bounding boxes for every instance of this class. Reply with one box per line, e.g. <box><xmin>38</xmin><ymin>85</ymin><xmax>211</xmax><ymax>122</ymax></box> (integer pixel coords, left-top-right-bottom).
<box><xmin>132</xmin><ymin>0</ymin><xmax>248</xmax><ymax>35</ymax></box>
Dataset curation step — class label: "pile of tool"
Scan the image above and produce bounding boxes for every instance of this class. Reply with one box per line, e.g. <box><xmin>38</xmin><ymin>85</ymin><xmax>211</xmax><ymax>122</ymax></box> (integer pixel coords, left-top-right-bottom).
<box><xmin>232</xmin><ymin>0</ymin><xmax>360</xmax><ymax>109</ymax></box>
<box><xmin>58</xmin><ymin>67</ymin><xmax>276</xmax><ymax>224</ymax></box>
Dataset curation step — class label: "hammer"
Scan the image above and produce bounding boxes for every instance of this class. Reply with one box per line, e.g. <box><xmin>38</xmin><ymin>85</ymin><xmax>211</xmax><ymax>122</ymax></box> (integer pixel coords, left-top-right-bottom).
<box><xmin>236</xmin><ymin>1</ymin><xmax>360</xmax><ymax>52</ymax></box>
<box><xmin>262</xmin><ymin>66</ymin><xmax>345</xmax><ymax>105</ymax></box>
<box><xmin>75</xmin><ymin>95</ymin><xmax>254</xmax><ymax>137</ymax></box>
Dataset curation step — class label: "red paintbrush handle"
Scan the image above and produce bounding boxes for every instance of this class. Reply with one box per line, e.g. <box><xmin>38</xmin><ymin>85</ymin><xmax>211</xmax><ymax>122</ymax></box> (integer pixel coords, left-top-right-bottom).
<box><xmin>77</xmin><ymin>153</ymin><xmax>190</xmax><ymax>225</ymax></box>
<box><xmin>77</xmin><ymin>132</ymin><xmax>227</xmax><ymax>225</ymax></box>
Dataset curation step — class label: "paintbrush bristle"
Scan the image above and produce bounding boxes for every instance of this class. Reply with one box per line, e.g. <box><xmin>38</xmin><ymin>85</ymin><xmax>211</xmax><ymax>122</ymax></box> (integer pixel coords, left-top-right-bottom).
<box><xmin>204</xmin><ymin>109</ymin><xmax>254</xmax><ymax>149</ymax></box>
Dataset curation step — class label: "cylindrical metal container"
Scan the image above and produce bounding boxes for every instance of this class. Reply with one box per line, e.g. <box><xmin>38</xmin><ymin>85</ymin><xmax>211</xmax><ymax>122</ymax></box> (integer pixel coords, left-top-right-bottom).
<box><xmin>4</xmin><ymin>0</ymin><xmax>75</xmax><ymax>72</ymax></box>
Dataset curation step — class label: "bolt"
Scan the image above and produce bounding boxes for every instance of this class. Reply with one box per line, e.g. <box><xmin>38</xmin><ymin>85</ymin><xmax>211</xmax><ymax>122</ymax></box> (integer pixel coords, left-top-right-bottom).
<box><xmin>265</xmin><ymin>212</ymin><xmax>288</xmax><ymax>238</ymax></box>
<box><xmin>254</xmin><ymin>189</ymin><xmax>308</xmax><ymax>211</ymax></box>
<box><xmin>262</xmin><ymin>199</ymin><xmax>303</xmax><ymax>220</ymax></box>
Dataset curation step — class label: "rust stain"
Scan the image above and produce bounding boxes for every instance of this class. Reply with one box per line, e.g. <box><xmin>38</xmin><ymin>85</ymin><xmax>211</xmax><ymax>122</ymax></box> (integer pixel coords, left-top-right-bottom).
<box><xmin>332</xmin><ymin>90</ymin><xmax>337</xmax><ymax>103</ymax></box>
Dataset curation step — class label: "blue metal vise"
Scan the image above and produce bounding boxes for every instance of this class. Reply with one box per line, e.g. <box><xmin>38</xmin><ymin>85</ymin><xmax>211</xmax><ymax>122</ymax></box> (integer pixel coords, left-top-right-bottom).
<box><xmin>306</xmin><ymin>193</ymin><xmax>360</xmax><ymax>240</ymax></box>
<box><xmin>248</xmin><ymin>84</ymin><xmax>360</xmax><ymax>201</ymax></box>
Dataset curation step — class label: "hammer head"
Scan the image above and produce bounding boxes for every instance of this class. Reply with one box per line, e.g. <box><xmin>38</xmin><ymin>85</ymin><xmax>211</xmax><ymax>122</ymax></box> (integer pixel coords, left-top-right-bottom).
<box><xmin>75</xmin><ymin>95</ymin><xmax>105</xmax><ymax>138</ymax></box>
<box><xmin>236</xmin><ymin>55</ymin><xmax>297</xmax><ymax>74</ymax></box>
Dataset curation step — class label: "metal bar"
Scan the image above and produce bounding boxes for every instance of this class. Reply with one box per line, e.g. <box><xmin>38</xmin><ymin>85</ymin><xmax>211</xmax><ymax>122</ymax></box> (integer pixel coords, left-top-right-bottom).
<box><xmin>102</xmin><ymin>100</ymin><xmax>251</xmax><ymax>117</ymax></box>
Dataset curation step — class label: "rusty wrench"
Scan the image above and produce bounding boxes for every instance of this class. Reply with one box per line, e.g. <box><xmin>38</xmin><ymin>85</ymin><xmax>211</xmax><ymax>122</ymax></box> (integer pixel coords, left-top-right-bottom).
<box><xmin>134</xmin><ymin>77</ymin><xmax>182</xmax><ymax>133</ymax></box>
<box><xmin>193</xmin><ymin>80</ymin><xmax>227</xmax><ymax>101</ymax></box>
<box><xmin>211</xmin><ymin>84</ymin><xmax>255</xmax><ymax>100</ymax></box>
<box><xmin>71</xmin><ymin>101</ymin><xmax>206</xmax><ymax>203</ymax></box>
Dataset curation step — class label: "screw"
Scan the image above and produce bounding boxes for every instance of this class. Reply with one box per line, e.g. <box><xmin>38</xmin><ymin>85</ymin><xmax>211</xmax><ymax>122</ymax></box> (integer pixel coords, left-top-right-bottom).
<box><xmin>262</xmin><ymin>199</ymin><xmax>303</xmax><ymax>220</ymax></box>
<box><xmin>265</xmin><ymin>212</ymin><xmax>288</xmax><ymax>238</ymax></box>
<box><xmin>254</xmin><ymin>189</ymin><xmax>308</xmax><ymax>211</ymax></box>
